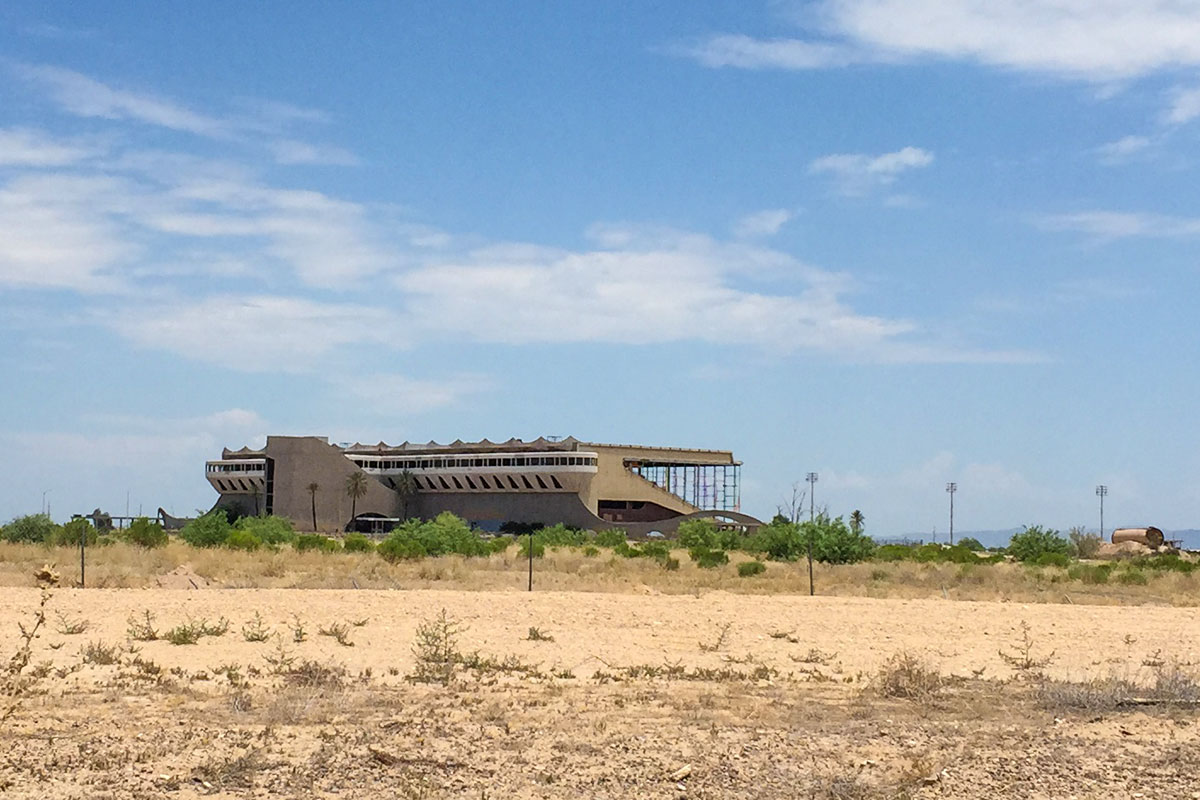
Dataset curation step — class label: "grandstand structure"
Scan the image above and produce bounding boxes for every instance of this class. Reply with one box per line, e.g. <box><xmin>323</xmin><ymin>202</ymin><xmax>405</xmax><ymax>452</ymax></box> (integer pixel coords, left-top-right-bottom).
<box><xmin>205</xmin><ymin>435</ymin><xmax>761</xmax><ymax>535</ymax></box>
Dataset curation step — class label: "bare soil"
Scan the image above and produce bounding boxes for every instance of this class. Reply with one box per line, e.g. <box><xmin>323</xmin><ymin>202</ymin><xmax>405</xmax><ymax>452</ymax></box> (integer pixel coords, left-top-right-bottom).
<box><xmin>3</xmin><ymin>587</ymin><xmax>1200</xmax><ymax>798</ymax></box>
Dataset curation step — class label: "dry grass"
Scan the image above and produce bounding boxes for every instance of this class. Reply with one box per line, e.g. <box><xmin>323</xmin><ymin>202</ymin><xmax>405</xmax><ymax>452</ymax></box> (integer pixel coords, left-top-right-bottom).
<box><xmin>1</xmin><ymin>540</ymin><xmax>1198</xmax><ymax>605</ymax></box>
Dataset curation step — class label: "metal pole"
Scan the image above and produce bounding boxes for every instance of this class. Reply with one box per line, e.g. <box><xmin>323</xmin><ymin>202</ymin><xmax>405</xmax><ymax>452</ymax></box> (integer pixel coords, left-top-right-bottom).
<box><xmin>1096</xmin><ymin>485</ymin><xmax>1107</xmax><ymax>540</ymax></box>
<box><xmin>79</xmin><ymin>525</ymin><xmax>85</xmax><ymax>588</ymax></box>
<box><xmin>946</xmin><ymin>482</ymin><xmax>957</xmax><ymax>546</ymax></box>
<box><xmin>805</xmin><ymin>472</ymin><xmax>818</xmax><ymax>597</ymax></box>
<box><xmin>528</xmin><ymin>531</ymin><xmax>534</xmax><ymax>592</ymax></box>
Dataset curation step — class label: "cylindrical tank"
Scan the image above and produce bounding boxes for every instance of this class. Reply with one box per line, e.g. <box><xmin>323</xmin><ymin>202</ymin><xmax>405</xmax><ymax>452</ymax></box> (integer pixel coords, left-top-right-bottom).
<box><xmin>1112</xmin><ymin>527</ymin><xmax>1164</xmax><ymax>548</ymax></box>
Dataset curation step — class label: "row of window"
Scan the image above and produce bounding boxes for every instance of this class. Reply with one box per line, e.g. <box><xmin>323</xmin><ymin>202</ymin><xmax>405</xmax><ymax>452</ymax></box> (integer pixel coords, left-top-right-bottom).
<box><xmin>350</xmin><ymin>455</ymin><xmax>597</xmax><ymax>470</ymax></box>
<box><xmin>413</xmin><ymin>473</ymin><xmax>565</xmax><ymax>492</ymax></box>
<box><xmin>212</xmin><ymin>477</ymin><xmax>260</xmax><ymax>493</ymax></box>
<box><xmin>206</xmin><ymin>462</ymin><xmax>265</xmax><ymax>474</ymax></box>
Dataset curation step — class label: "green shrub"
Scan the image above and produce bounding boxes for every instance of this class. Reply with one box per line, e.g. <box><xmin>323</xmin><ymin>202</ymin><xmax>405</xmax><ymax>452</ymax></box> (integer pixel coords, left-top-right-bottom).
<box><xmin>593</xmin><ymin>529</ymin><xmax>626</xmax><ymax>548</ymax></box>
<box><xmin>341</xmin><ymin>532</ymin><xmax>374</xmax><ymax>553</ymax></box>
<box><xmin>295</xmin><ymin>533</ymin><xmax>340</xmax><ymax>553</ymax></box>
<box><xmin>2</xmin><ymin>514</ymin><xmax>57</xmax><ymax>544</ymax></box>
<box><xmin>807</xmin><ymin>515</ymin><xmax>875</xmax><ymax>564</ymax></box>
<box><xmin>677</xmin><ymin>519</ymin><xmax>739</xmax><ymax>550</ymax></box>
<box><xmin>639</xmin><ymin>541</ymin><xmax>671</xmax><ymax>561</ymax></box>
<box><xmin>743</xmin><ymin>520</ymin><xmax>805</xmax><ymax>561</ymax></box>
<box><xmin>1034</xmin><ymin>551</ymin><xmax>1070</xmax><ymax>568</ymax></box>
<box><xmin>912</xmin><ymin>544</ymin><xmax>979</xmax><ymax>564</ymax></box>
<box><xmin>1129</xmin><ymin>554</ymin><xmax>1197</xmax><ymax>574</ymax></box>
<box><xmin>873</xmin><ymin>544</ymin><xmax>915</xmax><ymax>562</ymax></box>
<box><xmin>488</xmin><ymin>536</ymin><xmax>514</xmax><ymax>553</ymax></box>
<box><xmin>738</xmin><ymin>560</ymin><xmax>766</xmax><ymax>577</ymax></box>
<box><xmin>689</xmin><ymin>546</ymin><xmax>729</xmax><ymax>569</ymax></box>
<box><xmin>377</xmin><ymin>536</ymin><xmax>427</xmax><ymax>562</ymax></box>
<box><xmin>534</xmin><ymin>524</ymin><xmax>587</xmax><ymax>548</ymax></box>
<box><xmin>1067</xmin><ymin>563</ymin><xmax>1112</xmax><ymax>584</ymax></box>
<box><xmin>581</xmin><ymin>545</ymin><xmax>600</xmax><ymax>558</ymax></box>
<box><xmin>384</xmin><ymin>513</ymin><xmax>489</xmax><ymax>559</ymax></box>
<box><xmin>956</xmin><ymin>536</ymin><xmax>985</xmax><ymax>551</ymax></box>
<box><xmin>234</xmin><ymin>515</ymin><xmax>296</xmax><ymax>546</ymax></box>
<box><xmin>1117</xmin><ymin>568</ymin><xmax>1149</xmax><ymax>585</ymax></box>
<box><xmin>225</xmin><ymin>529</ymin><xmax>263</xmax><ymax>551</ymax></box>
<box><xmin>180</xmin><ymin>510</ymin><xmax>232</xmax><ymax>548</ymax></box>
<box><xmin>1008</xmin><ymin>525</ymin><xmax>1070</xmax><ymax>564</ymax></box>
<box><xmin>48</xmin><ymin>518</ymin><xmax>97</xmax><ymax>547</ymax></box>
<box><xmin>613</xmin><ymin>542</ymin><xmax>640</xmax><ymax>558</ymax></box>
<box><xmin>123</xmin><ymin>517</ymin><xmax>168</xmax><ymax>548</ymax></box>
<box><xmin>517</xmin><ymin>535</ymin><xmax>545</xmax><ymax>559</ymax></box>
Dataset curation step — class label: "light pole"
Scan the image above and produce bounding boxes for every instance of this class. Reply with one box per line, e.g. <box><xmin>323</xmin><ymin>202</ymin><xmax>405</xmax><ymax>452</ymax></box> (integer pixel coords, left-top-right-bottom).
<box><xmin>41</xmin><ymin>490</ymin><xmax>51</xmax><ymax>518</ymax></box>
<box><xmin>1096</xmin><ymin>485</ymin><xmax>1107</xmax><ymax>541</ymax></box>
<box><xmin>945</xmin><ymin>482</ymin><xmax>957</xmax><ymax>546</ymax></box>
<box><xmin>805</xmin><ymin>472</ymin><xmax>818</xmax><ymax>596</ymax></box>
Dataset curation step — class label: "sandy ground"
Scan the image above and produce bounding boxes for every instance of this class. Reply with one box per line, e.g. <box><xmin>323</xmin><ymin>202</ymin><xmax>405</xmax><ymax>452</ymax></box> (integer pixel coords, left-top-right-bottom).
<box><xmin>3</xmin><ymin>587</ymin><xmax>1200</xmax><ymax>798</ymax></box>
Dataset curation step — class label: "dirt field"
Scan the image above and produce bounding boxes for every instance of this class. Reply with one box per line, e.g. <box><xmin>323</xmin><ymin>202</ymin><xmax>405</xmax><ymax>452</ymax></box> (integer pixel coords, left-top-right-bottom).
<box><xmin>4</xmin><ymin>587</ymin><xmax>1200</xmax><ymax>798</ymax></box>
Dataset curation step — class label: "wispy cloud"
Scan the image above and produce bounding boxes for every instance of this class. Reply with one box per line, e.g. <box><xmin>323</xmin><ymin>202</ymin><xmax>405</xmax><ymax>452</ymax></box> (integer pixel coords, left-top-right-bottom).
<box><xmin>1093</xmin><ymin>134</ymin><xmax>1155</xmax><ymax>163</ymax></box>
<box><xmin>733</xmin><ymin>208</ymin><xmax>795</xmax><ymax>238</ymax></box>
<box><xmin>344</xmin><ymin>372</ymin><xmax>490</xmax><ymax>415</ymax></box>
<box><xmin>679</xmin><ymin>1</ymin><xmax>1200</xmax><ymax>81</ymax></box>
<box><xmin>1164</xmin><ymin>85</ymin><xmax>1200</xmax><ymax>125</ymax></box>
<box><xmin>1040</xmin><ymin>210</ymin><xmax>1200</xmax><ymax>240</ymax></box>
<box><xmin>268</xmin><ymin>139</ymin><xmax>360</xmax><ymax>166</ymax></box>
<box><xmin>810</xmin><ymin>146</ymin><xmax>933</xmax><ymax>195</ymax></box>
<box><xmin>0</xmin><ymin>127</ymin><xmax>100</xmax><ymax>166</ymax></box>
<box><xmin>17</xmin><ymin>64</ymin><xmax>231</xmax><ymax>137</ymax></box>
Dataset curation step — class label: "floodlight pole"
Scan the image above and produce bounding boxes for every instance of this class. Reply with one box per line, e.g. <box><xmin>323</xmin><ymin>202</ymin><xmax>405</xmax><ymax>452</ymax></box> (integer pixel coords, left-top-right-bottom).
<box><xmin>805</xmin><ymin>472</ymin><xmax>818</xmax><ymax>596</ymax></box>
<box><xmin>528</xmin><ymin>531</ymin><xmax>534</xmax><ymax>592</ymax></box>
<box><xmin>945</xmin><ymin>482</ymin><xmax>957</xmax><ymax>546</ymax></box>
<box><xmin>1096</xmin><ymin>485</ymin><xmax>1107</xmax><ymax>541</ymax></box>
<box><xmin>79</xmin><ymin>524</ymin><xmax>86</xmax><ymax>589</ymax></box>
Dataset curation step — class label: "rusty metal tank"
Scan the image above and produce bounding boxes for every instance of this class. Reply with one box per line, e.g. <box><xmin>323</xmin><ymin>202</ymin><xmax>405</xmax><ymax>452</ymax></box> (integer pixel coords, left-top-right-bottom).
<box><xmin>1111</xmin><ymin>527</ymin><xmax>1164</xmax><ymax>548</ymax></box>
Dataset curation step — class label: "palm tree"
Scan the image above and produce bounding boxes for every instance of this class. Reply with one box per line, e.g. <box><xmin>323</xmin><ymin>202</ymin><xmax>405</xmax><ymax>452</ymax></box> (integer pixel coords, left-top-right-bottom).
<box><xmin>395</xmin><ymin>469</ymin><xmax>419</xmax><ymax>520</ymax></box>
<box><xmin>850</xmin><ymin>509</ymin><xmax>865</xmax><ymax>534</ymax></box>
<box><xmin>307</xmin><ymin>483</ymin><xmax>320</xmax><ymax>531</ymax></box>
<box><xmin>344</xmin><ymin>470</ymin><xmax>369</xmax><ymax>529</ymax></box>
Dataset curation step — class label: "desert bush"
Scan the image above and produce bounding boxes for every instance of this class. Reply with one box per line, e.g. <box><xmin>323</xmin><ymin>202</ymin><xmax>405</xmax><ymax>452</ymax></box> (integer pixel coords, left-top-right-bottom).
<box><xmin>2</xmin><ymin>514</ymin><xmax>57</xmax><ymax>544</ymax></box>
<box><xmin>956</xmin><ymin>536</ymin><xmax>985</xmax><ymax>551</ymax></box>
<box><xmin>807</xmin><ymin>515</ymin><xmax>875</xmax><ymax>564</ymax></box>
<box><xmin>743</xmin><ymin>519</ymin><xmax>805</xmax><ymax>561</ymax></box>
<box><xmin>661</xmin><ymin>556</ymin><xmax>680</xmax><ymax>571</ymax></box>
<box><xmin>242</xmin><ymin>612</ymin><xmax>272</xmax><ymax>642</ymax></box>
<box><xmin>488</xmin><ymin>536</ymin><xmax>513</xmax><ymax>553</ymax></box>
<box><xmin>593</xmin><ymin>529</ymin><xmax>626</xmax><ymax>548</ymax></box>
<box><xmin>1034</xmin><ymin>551</ymin><xmax>1070</xmax><ymax>568</ymax></box>
<box><xmin>121</xmin><ymin>516</ymin><xmax>167</xmax><ymax>548</ymax></box>
<box><xmin>180</xmin><ymin>510</ymin><xmax>232</xmax><ymax>548</ymax></box>
<box><xmin>341</xmin><ymin>532</ymin><xmax>374</xmax><ymax>552</ymax></box>
<box><xmin>294</xmin><ymin>534</ymin><xmax>340</xmax><ymax>553</ymax></box>
<box><xmin>1117</xmin><ymin>567</ymin><xmax>1149</xmax><ymax>585</ymax></box>
<box><xmin>377</xmin><ymin>536</ymin><xmax>426</xmax><ymax>562</ymax></box>
<box><xmin>224</xmin><ymin>529</ymin><xmax>263</xmax><ymax>551</ymax></box>
<box><xmin>534</xmin><ymin>524</ymin><xmax>587</xmax><ymax>548</ymax></box>
<box><xmin>874</xmin><ymin>651</ymin><xmax>942</xmax><ymax>699</ymax></box>
<box><xmin>1067</xmin><ymin>526</ymin><xmax>1102</xmax><ymax>559</ymax></box>
<box><xmin>1129</xmin><ymin>554</ymin><xmax>1197</xmax><ymax>574</ymax></box>
<box><xmin>1008</xmin><ymin>525</ymin><xmax>1070</xmax><ymax>563</ymax></box>
<box><xmin>873</xmin><ymin>544</ymin><xmax>914</xmax><ymax>562</ymax></box>
<box><xmin>581</xmin><ymin>545</ymin><xmax>600</xmax><ymax>558</ymax></box>
<box><xmin>410</xmin><ymin>609</ymin><xmax>464</xmax><ymax>684</ymax></box>
<box><xmin>517</xmin><ymin>535</ymin><xmax>545</xmax><ymax>558</ymax></box>
<box><xmin>911</xmin><ymin>544</ymin><xmax>983</xmax><ymax>564</ymax></box>
<box><xmin>1067</xmin><ymin>563</ymin><xmax>1112</xmax><ymax>584</ymax></box>
<box><xmin>79</xmin><ymin>640</ymin><xmax>120</xmax><ymax>665</ymax></box>
<box><xmin>47</xmin><ymin>518</ymin><xmax>97</xmax><ymax>547</ymax></box>
<box><xmin>234</xmin><ymin>515</ymin><xmax>296</xmax><ymax>546</ymax></box>
<box><xmin>639</xmin><ymin>541</ymin><xmax>672</xmax><ymax>561</ymax></box>
<box><xmin>383</xmin><ymin>513</ymin><xmax>488</xmax><ymax>559</ymax></box>
<box><xmin>689</xmin><ymin>546</ymin><xmax>729</xmax><ymax>569</ymax></box>
<box><xmin>738</xmin><ymin>560</ymin><xmax>766</xmax><ymax>577</ymax></box>
<box><xmin>678</xmin><ymin>519</ymin><xmax>740</xmax><ymax>550</ymax></box>
<box><xmin>127</xmin><ymin>611</ymin><xmax>159</xmax><ymax>641</ymax></box>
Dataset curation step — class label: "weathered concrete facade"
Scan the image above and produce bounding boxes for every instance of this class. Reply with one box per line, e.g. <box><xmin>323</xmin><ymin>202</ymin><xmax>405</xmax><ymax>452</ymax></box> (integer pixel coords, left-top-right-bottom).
<box><xmin>206</xmin><ymin>435</ymin><xmax>758</xmax><ymax>534</ymax></box>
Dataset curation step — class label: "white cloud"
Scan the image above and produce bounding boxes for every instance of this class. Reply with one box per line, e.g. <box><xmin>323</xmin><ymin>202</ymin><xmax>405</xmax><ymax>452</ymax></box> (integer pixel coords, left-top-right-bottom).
<box><xmin>106</xmin><ymin>295</ymin><xmax>403</xmax><ymax>371</ymax></box>
<box><xmin>269</xmin><ymin>139</ymin><xmax>360</xmax><ymax>166</ymax></box>
<box><xmin>810</xmin><ymin>146</ymin><xmax>934</xmax><ymax>195</ymax></box>
<box><xmin>682</xmin><ymin>1</ymin><xmax>1200</xmax><ymax>81</ymax></box>
<box><xmin>1040</xmin><ymin>211</ymin><xmax>1200</xmax><ymax>239</ymax></box>
<box><xmin>1094</xmin><ymin>134</ymin><xmax>1154</xmax><ymax>162</ymax></box>
<box><xmin>0</xmin><ymin>127</ymin><xmax>99</xmax><ymax>166</ymax></box>
<box><xmin>344</xmin><ymin>372</ymin><xmax>490</xmax><ymax>415</ymax></box>
<box><xmin>733</xmin><ymin>208</ymin><xmax>794</xmax><ymax>238</ymax></box>
<box><xmin>1164</xmin><ymin>85</ymin><xmax>1200</xmax><ymax>125</ymax></box>
<box><xmin>17</xmin><ymin>64</ymin><xmax>230</xmax><ymax>137</ymax></box>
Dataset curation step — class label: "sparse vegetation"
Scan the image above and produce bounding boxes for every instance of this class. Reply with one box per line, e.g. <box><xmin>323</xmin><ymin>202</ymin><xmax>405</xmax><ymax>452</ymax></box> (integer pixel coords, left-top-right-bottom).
<box><xmin>54</xmin><ymin>611</ymin><xmax>89</xmax><ymax>635</ymax></box>
<box><xmin>318</xmin><ymin>621</ymin><xmax>354</xmax><ymax>647</ymax></box>
<box><xmin>998</xmin><ymin>621</ymin><xmax>1056</xmax><ymax>674</ymax></box>
<box><xmin>874</xmin><ymin>651</ymin><xmax>943</xmax><ymax>699</ymax></box>
<box><xmin>241</xmin><ymin>612</ymin><xmax>272</xmax><ymax>642</ymax></box>
<box><xmin>738</xmin><ymin>560</ymin><xmax>766</xmax><ymax>577</ymax></box>
<box><xmin>410</xmin><ymin>609</ymin><xmax>464</xmax><ymax>684</ymax></box>
<box><xmin>526</xmin><ymin>626</ymin><xmax>554</xmax><ymax>642</ymax></box>
<box><xmin>127</xmin><ymin>610</ymin><xmax>160</xmax><ymax>641</ymax></box>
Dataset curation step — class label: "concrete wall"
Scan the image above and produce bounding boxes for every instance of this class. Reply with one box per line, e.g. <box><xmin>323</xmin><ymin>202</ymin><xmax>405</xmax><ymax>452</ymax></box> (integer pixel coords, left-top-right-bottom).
<box><xmin>266</xmin><ymin>436</ymin><xmax>398</xmax><ymax>531</ymax></box>
<box><xmin>410</xmin><ymin>491</ymin><xmax>603</xmax><ymax>530</ymax></box>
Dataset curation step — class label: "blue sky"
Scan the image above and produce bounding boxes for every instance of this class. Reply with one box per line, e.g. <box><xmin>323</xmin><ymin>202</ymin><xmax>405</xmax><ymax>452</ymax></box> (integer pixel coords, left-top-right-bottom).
<box><xmin>2</xmin><ymin>1</ymin><xmax>1199</xmax><ymax>537</ymax></box>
